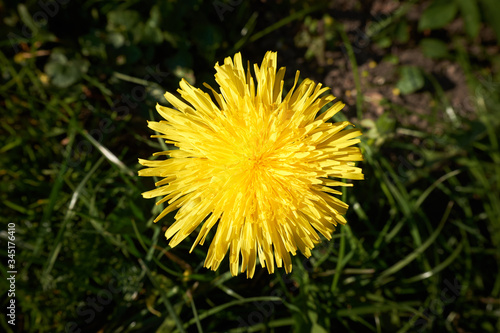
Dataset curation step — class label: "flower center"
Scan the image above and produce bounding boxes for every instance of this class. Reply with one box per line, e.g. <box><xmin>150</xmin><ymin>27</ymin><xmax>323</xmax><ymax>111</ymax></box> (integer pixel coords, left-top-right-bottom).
<box><xmin>248</xmin><ymin>154</ymin><xmax>265</xmax><ymax>171</ymax></box>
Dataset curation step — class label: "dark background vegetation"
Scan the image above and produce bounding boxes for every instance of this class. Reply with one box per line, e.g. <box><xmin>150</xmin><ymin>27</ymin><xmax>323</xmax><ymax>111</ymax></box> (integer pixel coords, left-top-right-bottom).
<box><xmin>1</xmin><ymin>0</ymin><xmax>500</xmax><ymax>332</ymax></box>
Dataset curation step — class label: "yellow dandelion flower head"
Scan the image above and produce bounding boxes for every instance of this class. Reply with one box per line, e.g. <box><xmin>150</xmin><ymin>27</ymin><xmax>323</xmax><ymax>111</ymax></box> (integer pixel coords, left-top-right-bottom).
<box><xmin>139</xmin><ymin>51</ymin><xmax>364</xmax><ymax>278</ymax></box>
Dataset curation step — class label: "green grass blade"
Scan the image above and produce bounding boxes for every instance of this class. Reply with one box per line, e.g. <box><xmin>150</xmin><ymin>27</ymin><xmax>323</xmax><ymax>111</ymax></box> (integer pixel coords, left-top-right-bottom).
<box><xmin>375</xmin><ymin>201</ymin><xmax>454</xmax><ymax>285</ymax></box>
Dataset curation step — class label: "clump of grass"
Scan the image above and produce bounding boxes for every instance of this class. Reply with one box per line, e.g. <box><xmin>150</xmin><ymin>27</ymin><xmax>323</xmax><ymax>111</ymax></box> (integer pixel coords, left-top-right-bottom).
<box><xmin>1</xmin><ymin>1</ymin><xmax>500</xmax><ymax>332</ymax></box>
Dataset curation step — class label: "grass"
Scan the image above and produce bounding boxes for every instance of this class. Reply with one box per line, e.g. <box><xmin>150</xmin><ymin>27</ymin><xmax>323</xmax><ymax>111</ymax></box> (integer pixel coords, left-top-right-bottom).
<box><xmin>1</xmin><ymin>1</ymin><xmax>500</xmax><ymax>332</ymax></box>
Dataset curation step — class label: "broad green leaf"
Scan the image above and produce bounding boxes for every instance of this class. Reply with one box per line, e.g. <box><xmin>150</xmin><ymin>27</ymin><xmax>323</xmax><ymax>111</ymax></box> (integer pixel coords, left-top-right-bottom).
<box><xmin>396</xmin><ymin>66</ymin><xmax>425</xmax><ymax>95</ymax></box>
<box><xmin>455</xmin><ymin>0</ymin><xmax>481</xmax><ymax>38</ymax></box>
<box><xmin>418</xmin><ymin>0</ymin><xmax>458</xmax><ymax>31</ymax></box>
<box><xmin>420</xmin><ymin>38</ymin><xmax>449</xmax><ymax>59</ymax></box>
<box><xmin>44</xmin><ymin>53</ymin><xmax>89</xmax><ymax>88</ymax></box>
<box><xmin>376</xmin><ymin>113</ymin><xmax>396</xmax><ymax>135</ymax></box>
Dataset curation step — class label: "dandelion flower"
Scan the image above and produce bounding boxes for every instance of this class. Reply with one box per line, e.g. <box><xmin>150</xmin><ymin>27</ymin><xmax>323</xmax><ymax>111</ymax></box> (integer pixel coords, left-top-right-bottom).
<box><xmin>139</xmin><ymin>51</ymin><xmax>363</xmax><ymax>278</ymax></box>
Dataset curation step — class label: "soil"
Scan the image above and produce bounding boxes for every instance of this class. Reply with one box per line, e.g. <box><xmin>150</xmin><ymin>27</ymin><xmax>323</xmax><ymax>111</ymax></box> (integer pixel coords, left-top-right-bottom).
<box><xmin>255</xmin><ymin>0</ymin><xmax>499</xmax><ymax>133</ymax></box>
